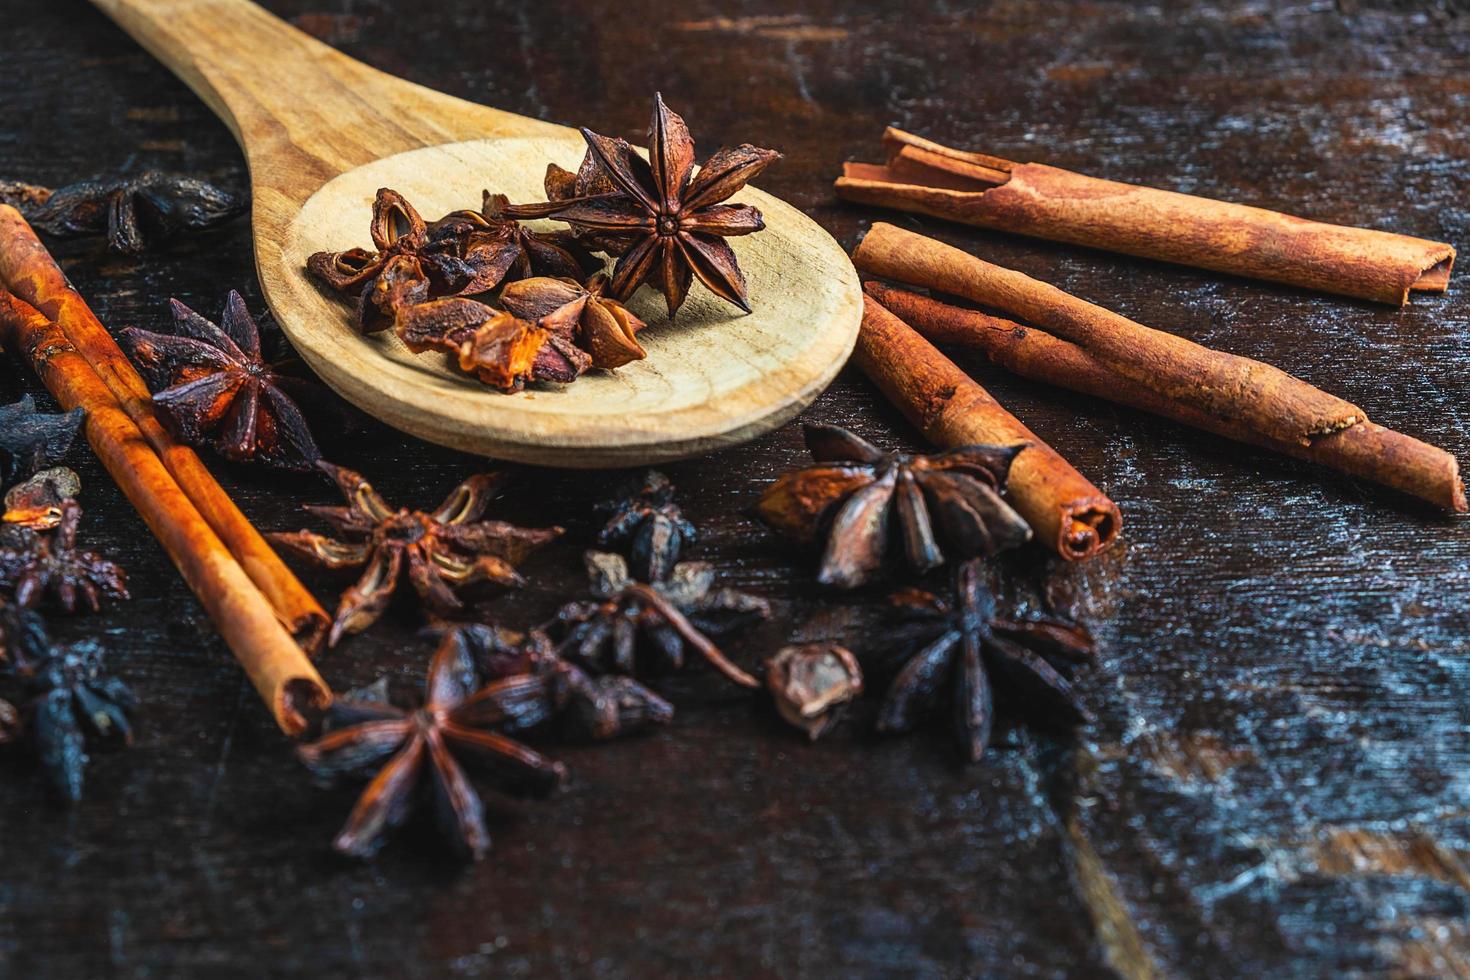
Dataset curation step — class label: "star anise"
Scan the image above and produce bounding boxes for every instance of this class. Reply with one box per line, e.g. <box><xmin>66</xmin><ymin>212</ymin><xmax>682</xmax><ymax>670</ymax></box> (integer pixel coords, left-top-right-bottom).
<box><xmin>765</xmin><ymin>643</ymin><xmax>864</xmax><ymax>741</ymax></box>
<box><xmin>538</xmin><ymin>93</ymin><xmax>781</xmax><ymax>315</ymax></box>
<box><xmin>547</xmin><ymin>551</ymin><xmax>768</xmax><ymax>689</ymax></box>
<box><xmin>297</xmin><ymin>634</ymin><xmax>567</xmax><ymax>860</ymax></box>
<box><xmin>0</xmin><ymin>500</ymin><xmax>128</xmax><ymax>613</ymax></box>
<box><xmin>756</xmin><ymin>424</ymin><xmax>1033</xmax><ymax>589</ymax></box>
<box><xmin>594</xmin><ymin>470</ymin><xmax>696</xmax><ymax>582</ymax></box>
<box><xmin>543</xmin><ymin>151</ymin><xmax>636</xmax><ymax>256</ymax></box>
<box><xmin>2</xmin><ymin>171</ymin><xmax>245</xmax><ymax>254</ymax></box>
<box><xmin>12</xmin><ymin>633</ymin><xmax>137</xmax><ymax>801</ymax></box>
<box><xmin>499</xmin><ymin>274</ymin><xmax>648</xmax><ymax>371</ymax></box>
<box><xmin>0</xmin><ymin>599</ymin><xmax>48</xmax><ymax>665</ymax></box>
<box><xmin>434</xmin><ymin>623</ymin><xmax>674</xmax><ymax>741</ymax></box>
<box><xmin>122</xmin><ymin>291</ymin><xmax>325</xmax><ymax>471</ymax></box>
<box><xmin>3</xmin><ymin>467</ymin><xmax>82</xmax><ymax>530</ymax></box>
<box><xmin>395</xmin><ymin>297</ymin><xmax>591</xmax><ymax>392</ymax></box>
<box><xmin>425</xmin><ymin>191</ymin><xmax>596</xmax><ymax>288</ymax></box>
<box><xmin>269</xmin><ymin>463</ymin><xmax>563</xmax><ymax>645</ymax></box>
<box><xmin>306</xmin><ymin>189</ymin><xmax>441</xmax><ymax>334</ymax></box>
<box><xmin>877</xmin><ymin>560</ymin><xmax>1095</xmax><ymax>761</ymax></box>
<box><xmin>0</xmin><ymin>396</ymin><xmax>84</xmax><ymax>490</ymax></box>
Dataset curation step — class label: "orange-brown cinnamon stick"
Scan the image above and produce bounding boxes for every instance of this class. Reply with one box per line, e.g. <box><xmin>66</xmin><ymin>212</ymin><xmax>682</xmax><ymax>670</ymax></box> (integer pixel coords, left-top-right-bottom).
<box><xmin>856</xmin><ymin>293</ymin><xmax>1120</xmax><ymax>560</ymax></box>
<box><xmin>0</xmin><ymin>205</ymin><xmax>328</xmax><ymax>649</ymax></box>
<box><xmin>866</xmin><ymin>282</ymin><xmax>1466</xmax><ymax>513</ymax></box>
<box><xmin>837</xmin><ymin>128</ymin><xmax>1454</xmax><ymax>306</ymax></box>
<box><xmin>854</xmin><ymin>222</ymin><xmax>1368</xmax><ymax>449</ymax></box>
<box><xmin>0</xmin><ymin>290</ymin><xmax>331</xmax><ymax>735</ymax></box>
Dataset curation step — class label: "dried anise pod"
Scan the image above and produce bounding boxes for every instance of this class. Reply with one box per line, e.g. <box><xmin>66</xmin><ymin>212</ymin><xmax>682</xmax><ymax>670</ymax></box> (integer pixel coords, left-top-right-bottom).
<box><xmin>548</xmin><ymin>551</ymin><xmax>768</xmax><ymax>689</ymax></box>
<box><xmin>766</xmin><ymin>643</ymin><xmax>864</xmax><ymax>741</ymax></box>
<box><xmin>425</xmin><ymin>191</ymin><xmax>596</xmax><ymax>288</ymax></box>
<box><xmin>270</xmin><ymin>463</ymin><xmax>562</xmax><ymax>645</ymax></box>
<box><xmin>0</xmin><ymin>396</ymin><xmax>84</xmax><ymax>490</ymax></box>
<box><xmin>298</xmin><ymin>633</ymin><xmax>567</xmax><ymax>860</ymax></box>
<box><xmin>595</xmin><ymin>470</ymin><xmax>696</xmax><ymax>582</ymax></box>
<box><xmin>0</xmin><ymin>500</ymin><xmax>128</xmax><ymax>613</ymax></box>
<box><xmin>306</xmin><ymin>189</ymin><xmax>440</xmax><ymax>333</ymax></box>
<box><xmin>544</xmin><ymin>152</ymin><xmax>635</xmax><ymax>256</ymax></box>
<box><xmin>3</xmin><ymin>467</ymin><xmax>81</xmax><ymax>530</ymax></box>
<box><xmin>435</xmin><ymin>623</ymin><xmax>674</xmax><ymax>741</ymax></box>
<box><xmin>534</xmin><ymin>93</ymin><xmax>781</xmax><ymax>315</ymax></box>
<box><xmin>877</xmin><ymin>560</ymin><xmax>1094</xmax><ymax>762</ymax></box>
<box><xmin>3</xmin><ymin>172</ymin><xmax>245</xmax><ymax>254</ymax></box>
<box><xmin>500</xmin><ymin>274</ymin><xmax>648</xmax><ymax>371</ymax></box>
<box><xmin>122</xmin><ymin>292</ymin><xmax>324</xmax><ymax>471</ymax></box>
<box><xmin>14</xmin><ymin>634</ymin><xmax>137</xmax><ymax>801</ymax></box>
<box><xmin>756</xmin><ymin>424</ymin><xmax>1032</xmax><ymax>589</ymax></box>
<box><xmin>396</xmin><ymin>297</ymin><xmax>590</xmax><ymax>392</ymax></box>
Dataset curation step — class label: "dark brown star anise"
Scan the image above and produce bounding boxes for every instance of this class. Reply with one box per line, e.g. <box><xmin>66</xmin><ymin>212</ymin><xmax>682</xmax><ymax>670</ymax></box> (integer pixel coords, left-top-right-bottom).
<box><xmin>395</xmin><ymin>297</ymin><xmax>590</xmax><ymax>392</ymax></box>
<box><xmin>2</xmin><ymin>171</ymin><xmax>245</xmax><ymax>254</ymax></box>
<box><xmin>0</xmin><ymin>396</ymin><xmax>84</xmax><ymax>490</ymax></box>
<box><xmin>306</xmin><ymin>189</ymin><xmax>440</xmax><ymax>333</ymax></box>
<box><xmin>122</xmin><ymin>291</ymin><xmax>325</xmax><ymax>471</ymax></box>
<box><xmin>499</xmin><ymin>274</ymin><xmax>648</xmax><ymax>371</ymax></box>
<box><xmin>269</xmin><ymin>463</ymin><xmax>562</xmax><ymax>645</ymax></box>
<box><xmin>0</xmin><ymin>500</ymin><xmax>128</xmax><ymax>613</ymax></box>
<box><xmin>543</xmin><ymin>151</ymin><xmax>636</xmax><ymax>256</ymax></box>
<box><xmin>756</xmin><ymin>424</ymin><xmax>1033</xmax><ymax>589</ymax></box>
<box><xmin>297</xmin><ymin>635</ymin><xmax>567</xmax><ymax>860</ymax></box>
<box><xmin>535</xmin><ymin>93</ymin><xmax>781</xmax><ymax>315</ymax></box>
<box><xmin>425</xmin><ymin>191</ymin><xmax>596</xmax><ymax>288</ymax></box>
<box><xmin>594</xmin><ymin>470</ymin><xmax>696</xmax><ymax>582</ymax></box>
<box><xmin>548</xmin><ymin>551</ymin><xmax>768</xmax><ymax>689</ymax></box>
<box><xmin>765</xmin><ymin>643</ymin><xmax>864</xmax><ymax>741</ymax></box>
<box><xmin>11</xmin><ymin>631</ymin><xmax>137</xmax><ymax>801</ymax></box>
<box><xmin>877</xmin><ymin>560</ymin><xmax>1094</xmax><ymax>761</ymax></box>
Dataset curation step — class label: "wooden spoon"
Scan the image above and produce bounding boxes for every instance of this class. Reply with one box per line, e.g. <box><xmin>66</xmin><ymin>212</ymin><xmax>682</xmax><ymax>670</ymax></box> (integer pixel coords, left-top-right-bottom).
<box><xmin>91</xmin><ymin>0</ymin><xmax>862</xmax><ymax>467</ymax></box>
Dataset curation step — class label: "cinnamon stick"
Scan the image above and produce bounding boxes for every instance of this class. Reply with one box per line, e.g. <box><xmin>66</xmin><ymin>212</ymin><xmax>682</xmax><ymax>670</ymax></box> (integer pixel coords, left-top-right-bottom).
<box><xmin>856</xmin><ymin>293</ymin><xmax>1120</xmax><ymax>560</ymax></box>
<box><xmin>836</xmin><ymin>128</ymin><xmax>1454</xmax><ymax>306</ymax></box>
<box><xmin>0</xmin><ymin>205</ymin><xmax>328</xmax><ymax>649</ymax></box>
<box><xmin>0</xmin><ymin>290</ymin><xmax>331</xmax><ymax>735</ymax></box>
<box><xmin>866</xmin><ymin>282</ymin><xmax>1467</xmax><ymax>513</ymax></box>
<box><xmin>854</xmin><ymin>222</ymin><xmax>1368</xmax><ymax>449</ymax></box>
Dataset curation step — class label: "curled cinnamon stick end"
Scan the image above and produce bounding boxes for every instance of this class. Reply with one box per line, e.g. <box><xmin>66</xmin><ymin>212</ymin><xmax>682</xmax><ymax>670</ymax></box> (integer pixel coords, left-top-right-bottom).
<box><xmin>855</xmin><ymin>292</ymin><xmax>1120</xmax><ymax>561</ymax></box>
<box><xmin>0</xmin><ymin>205</ymin><xmax>329</xmax><ymax>650</ymax></box>
<box><xmin>867</xmin><ymin>283</ymin><xmax>1467</xmax><ymax>513</ymax></box>
<box><xmin>836</xmin><ymin>128</ymin><xmax>1454</xmax><ymax>306</ymax></box>
<box><xmin>0</xmin><ymin>290</ymin><xmax>332</xmax><ymax>736</ymax></box>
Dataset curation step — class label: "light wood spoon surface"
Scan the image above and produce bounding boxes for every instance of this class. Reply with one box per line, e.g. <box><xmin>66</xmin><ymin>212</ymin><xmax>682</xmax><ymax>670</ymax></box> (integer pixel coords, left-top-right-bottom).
<box><xmin>91</xmin><ymin>0</ymin><xmax>862</xmax><ymax>467</ymax></box>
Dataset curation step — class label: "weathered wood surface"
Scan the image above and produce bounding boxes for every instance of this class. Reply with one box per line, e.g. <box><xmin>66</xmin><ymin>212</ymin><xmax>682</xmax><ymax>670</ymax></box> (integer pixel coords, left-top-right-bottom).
<box><xmin>2</xmin><ymin>1</ymin><xmax>1468</xmax><ymax>976</ymax></box>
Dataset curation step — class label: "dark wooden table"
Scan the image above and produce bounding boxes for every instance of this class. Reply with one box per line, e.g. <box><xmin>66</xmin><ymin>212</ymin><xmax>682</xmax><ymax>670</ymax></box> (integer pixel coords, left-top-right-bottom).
<box><xmin>4</xmin><ymin>1</ymin><xmax>1469</xmax><ymax>976</ymax></box>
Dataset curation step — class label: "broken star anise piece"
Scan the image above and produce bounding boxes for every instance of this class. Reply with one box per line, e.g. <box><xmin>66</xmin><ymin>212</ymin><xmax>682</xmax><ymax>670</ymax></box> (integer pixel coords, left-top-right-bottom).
<box><xmin>544</xmin><ymin>151</ymin><xmax>637</xmax><ymax>256</ymax></box>
<box><xmin>8</xmin><ymin>171</ymin><xmax>245</xmax><ymax>254</ymax></box>
<box><xmin>269</xmin><ymin>462</ymin><xmax>563</xmax><ymax>645</ymax></box>
<box><xmin>0</xmin><ymin>500</ymin><xmax>129</xmax><ymax>613</ymax></box>
<box><xmin>500</xmin><ymin>274</ymin><xmax>648</xmax><ymax>371</ymax></box>
<box><xmin>542</xmin><ymin>93</ymin><xmax>781</xmax><ymax>316</ymax></box>
<box><xmin>424</xmin><ymin>191</ymin><xmax>597</xmax><ymax>290</ymax></box>
<box><xmin>766</xmin><ymin>643</ymin><xmax>864</xmax><ymax>741</ymax></box>
<box><xmin>395</xmin><ymin>297</ymin><xmax>591</xmax><ymax>392</ymax></box>
<box><xmin>306</xmin><ymin>189</ymin><xmax>440</xmax><ymax>334</ymax></box>
<box><xmin>594</xmin><ymin>470</ymin><xmax>696</xmax><ymax>582</ymax></box>
<box><xmin>548</xmin><ymin>551</ymin><xmax>768</xmax><ymax>689</ymax></box>
<box><xmin>877</xmin><ymin>560</ymin><xmax>1095</xmax><ymax>762</ymax></box>
<box><xmin>0</xmin><ymin>395</ymin><xmax>84</xmax><ymax>490</ymax></box>
<box><xmin>298</xmin><ymin>632</ymin><xmax>567</xmax><ymax>861</ymax></box>
<box><xmin>3</xmin><ymin>467</ymin><xmax>82</xmax><ymax>530</ymax></box>
<box><xmin>756</xmin><ymin>423</ymin><xmax>1032</xmax><ymax>589</ymax></box>
<box><xmin>13</xmin><ymin>632</ymin><xmax>137</xmax><ymax>802</ymax></box>
<box><xmin>122</xmin><ymin>291</ymin><xmax>325</xmax><ymax>471</ymax></box>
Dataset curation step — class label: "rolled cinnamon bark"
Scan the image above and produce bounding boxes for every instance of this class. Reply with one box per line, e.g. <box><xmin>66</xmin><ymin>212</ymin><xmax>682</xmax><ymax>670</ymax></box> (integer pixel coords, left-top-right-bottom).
<box><xmin>836</xmin><ymin>128</ymin><xmax>1454</xmax><ymax>306</ymax></box>
<box><xmin>0</xmin><ymin>290</ymin><xmax>331</xmax><ymax>735</ymax></box>
<box><xmin>865</xmin><ymin>283</ymin><xmax>1466</xmax><ymax>513</ymax></box>
<box><xmin>854</xmin><ymin>222</ymin><xmax>1368</xmax><ymax>449</ymax></box>
<box><xmin>856</xmin><ymin>293</ymin><xmax>1120</xmax><ymax>560</ymax></box>
<box><xmin>0</xmin><ymin>205</ymin><xmax>328</xmax><ymax>650</ymax></box>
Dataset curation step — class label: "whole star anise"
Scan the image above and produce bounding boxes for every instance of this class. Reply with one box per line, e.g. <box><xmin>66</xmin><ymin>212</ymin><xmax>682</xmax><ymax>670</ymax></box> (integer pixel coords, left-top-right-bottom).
<box><xmin>0</xmin><ymin>396</ymin><xmax>84</xmax><ymax>490</ymax></box>
<box><xmin>122</xmin><ymin>291</ymin><xmax>325</xmax><ymax>471</ymax></box>
<box><xmin>536</xmin><ymin>93</ymin><xmax>781</xmax><ymax>315</ymax></box>
<box><xmin>13</xmin><ymin>634</ymin><xmax>137</xmax><ymax>801</ymax></box>
<box><xmin>0</xmin><ymin>500</ymin><xmax>128</xmax><ymax>613</ymax></box>
<box><xmin>395</xmin><ymin>297</ymin><xmax>590</xmax><ymax>392</ymax></box>
<box><xmin>548</xmin><ymin>551</ymin><xmax>768</xmax><ymax>689</ymax></box>
<box><xmin>499</xmin><ymin>274</ymin><xmax>648</xmax><ymax>371</ymax></box>
<box><xmin>877</xmin><ymin>560</ymin><xmax>1094</xmax><ymax>761</ymax></box>
<box><xmin>297</xmin><ymin>635</ymin><xmax>567</xmax><ymax>860</ymax></box>
<box><xmin>594</xmin><ymin>470</ymin><xmax>696</xmax><ymax>582</ymax></box>
<box><xmin>2</xmin><ymin>171</ymin><xmax>245</xmax><ymax>254</ymax></box>
<box><xmin>269</xmin><ymin>463</ymin><xmax>562</xmax><ymax>644</ymax></box>
<box><xmin>756</xmin><ymin>424</ymin><xmax>1033</xmax><ymax>589</ymax></box>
